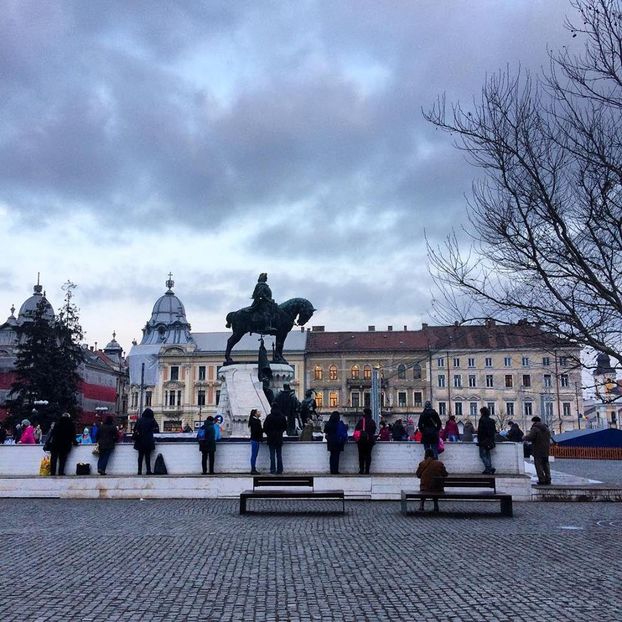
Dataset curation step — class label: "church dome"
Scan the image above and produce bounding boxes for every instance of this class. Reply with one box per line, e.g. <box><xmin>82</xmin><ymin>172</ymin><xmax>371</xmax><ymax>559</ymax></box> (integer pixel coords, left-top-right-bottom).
<box><xmin>104</xmin><ymin>331</ymin><xmax>123</xmax><ymax>354</ymax></box>
<box><xmin>18</xmin><ymin>281</ymin><xmax>54</xmax><ymax>323</ymax></box>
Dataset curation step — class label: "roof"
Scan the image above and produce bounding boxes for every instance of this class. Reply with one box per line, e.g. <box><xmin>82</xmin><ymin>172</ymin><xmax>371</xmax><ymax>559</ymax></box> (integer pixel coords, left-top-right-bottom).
<box><xmin>307</xmin><ymin>323</ymin><xmax>578</xmax><ymax>354</ymax></box>
<box><xmin>553</xmin><ymin>428</ymin><xmax>622</xmax><ymax>448</ymax></box>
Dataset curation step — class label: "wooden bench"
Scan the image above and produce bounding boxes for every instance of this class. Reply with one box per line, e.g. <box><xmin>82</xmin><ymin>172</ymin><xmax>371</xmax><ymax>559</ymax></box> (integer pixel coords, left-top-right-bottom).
<box><xmin>401</xmin><ymin>476</ymin><xmax>513</xmax><ymax>517</ymax></box>
<box><xmin>239</xmin><ymin>475</ymin><xmax>345</xmax><ymax>515</ymax></box>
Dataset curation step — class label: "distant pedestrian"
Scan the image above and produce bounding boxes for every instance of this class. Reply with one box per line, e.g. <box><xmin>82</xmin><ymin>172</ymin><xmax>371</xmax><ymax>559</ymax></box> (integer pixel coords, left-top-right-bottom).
<box><xmin>378</xmin><ymin>422</ymin><xmax>392</xmax><ymax>442</ymax></box>
<box><xmin>444</xmin><ymin>415</ymin><xmax>460</xmax><ymax>442</ymax></box>
<box><xmin>80</xmin><ymin>428</ymin><xmax>92</xmax><ymax>444</ymax></box>
<box><xmin>90</xmin><ymin>420</ymin><xmax>99</xmax><ymax>443</ymax></box>
<box><xmin>391</xmin><ymin>419</ymin><xmax>407</xmax><ymax>441</ymax></box>
<box><xmin>34</xmin><ymin>424</ymin><xmax>43</xmax><ymax>444</ymax></box>
<box><xmin>300</xmin><ymin>419</ymin><xmax>314</xmax><ymax>441</ymax></box>
<box><xmin>416</xmin><ymin>448</ymin><xmax>449</xmax><ymax>512</ymax></box>
<box><xmin>507</xmin><ymin>422</ymin><xmax>524</xmax><ymax>442</ymax></box>
<box><xmin>263</xmin><ymin>404</ymin><xmax>287</xmax><ymax>474</ymax></box>
<box><xmin>477</xmin><ymin>407</ymin><xmax>497</xmax><ymax>475</ymax></box>
<box><xmin>354</xmin><ymin>408</ymin><xmax>377</xmax><ymax>474</ymax></box>
<box><xmin>524</xmin><ymin>417</ymin><xmax>552</xmax><ymax>485</ymax></box>
<box><xmin>48</xmin><ymin>413</ymin><xmax>78</xmax><ymax>476</ymax></box>
<box><xmin>248</xmin><ymin>409</ymin><xmax>263</xmax><ymax>474</ymax></box>
<box><xmin>324</xmin><ymin>411</ymin><xmax>347</xmax><ymax>475</ymax></box>
<box><xmin>133</xmin><ymin>408</ymin><xmax>159</xmax><ymax>475</ymax></box>
<box><xmin>418</xmin><ymin>402</ymin><xmax>442</xmax><ymax>458</ymax></box>
<box><xmin>198</xmin><ymin>416</ymin><xmax>217</xmax><ymax>475</ymax></box>
<box><xmin>95</xmin><ymin>415</ymin><xmax>118</xmax><ymax>475</ymax></box>
<box><xmin>461</xmin><ymin>419</ymin><xmax>475</xmax><ymax>442</ymax></box>
<box><xmin>18</xmin><ymin>419</ymin><xmax>36</xmax><ymax>444</ymax></box>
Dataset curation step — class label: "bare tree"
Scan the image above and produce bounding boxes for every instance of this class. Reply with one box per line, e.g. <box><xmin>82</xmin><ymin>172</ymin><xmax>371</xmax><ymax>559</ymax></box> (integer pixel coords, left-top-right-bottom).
<box><xmin>425</xmin><ymin>0</ymin><xmax>622</xmax><ymax>368</ymax></box>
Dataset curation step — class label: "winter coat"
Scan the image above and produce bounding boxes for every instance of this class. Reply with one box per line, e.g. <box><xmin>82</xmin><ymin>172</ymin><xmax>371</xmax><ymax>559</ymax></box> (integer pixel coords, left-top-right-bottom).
<box><xmin>378</xmin><ymin>426</ymin><xmax>392</xmax><ymax>442</ymax></box>
<box><xmin>354</xmin><ymin>415</ymin><xmax>377</xmax><ymax>445</ymax></box>
<box><xmin>263</xmin><ymin>412</ymin><xmax>287</xmax><ymax>447</ymax></box>
<box><xmin>391</xmin><ymin>422</ymin><xmax>406</xmax><ymax>441</ymax></box>
<box><xmin>324</xmin><ymin>418</ymin><xmax>345</xmax><ymax>452</ymax></box>
<box><xmin>477</xmin><ymin>416</ymin><xmax>497</xmax><ymax>449</ymax></box>
<box><xmin>198</xmin><ymin>420</ymin><xmax>217</xmax><ymax>453</ymax></box>
<box><xmin>418</xmin><ymin>408</ymin><xmax>442</xmax><ymax>445</ymax></box>
<box><xmin>416</xmin><ymin>457</ymin><xmax>448</xmax><ymax>491</ymax></box>
<box><xmin>248</xmin><ymin>416</ymin><xmax>264</xmax><ymax>442</ymax></box>
<box><xmin>523</xmin><ymin>422</ymin><xmax>551</xmax><ymax>458</ymax></box>
<box><xmin>299</xmin><ymin>421</ymin><xmax>314</xmax><ymax>441</ymax></box>
<box><xmin>49</xmin><ymin>417</ymin><xmax>77</xmax><ymax>454</ymax></box>
<box><xmin>444</xmin><ymin>419</ymin><xmax>459</xmax><ymax>438</ymax></box>
<box><xmin>462</xmin><ymin>421</ymin><xmax>475</xmax><ymax>442</ymax></box>
<box><xmin>96</xmin><ymin>422</ymin><xmax>118</xmax><ymax>452</ymax></box>
<box><xmin>19</xmin><ymin>425</ymin><xmax>36</xmax><ymax>444</ymax></box>
<box><xmin>133</xmin><ymin>413</ymin><xmax>159</xmax><ymax>451</ymax></box>
<box><xmin>507</xmin><ymin>425</ymin><xmax>524</xmax><ymax>442</ymax></box>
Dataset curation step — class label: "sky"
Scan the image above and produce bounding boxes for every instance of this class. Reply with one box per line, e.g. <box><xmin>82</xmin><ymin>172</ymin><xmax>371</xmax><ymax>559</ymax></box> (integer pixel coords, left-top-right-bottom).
<box><xmin>0</xmin><ymin>0</ymin><xmax>582</xmax><ymax>354</ymax></box>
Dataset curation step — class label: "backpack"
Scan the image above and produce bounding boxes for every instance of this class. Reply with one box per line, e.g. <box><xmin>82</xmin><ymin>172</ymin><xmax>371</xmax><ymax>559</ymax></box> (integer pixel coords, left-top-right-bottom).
<box><xmin>337</xmin><ymin>421</ymin><xmax>348</xmax><ymax>444</ymax></box>
<box><xmin>153</xmin><ymin>453</ymin><xmax>168</xmax><ymax>475</ymax></box>
<box><xmin>197</xmin><ymin>428</ymin><xmax>206</xmax><ymax>441</ymax></box>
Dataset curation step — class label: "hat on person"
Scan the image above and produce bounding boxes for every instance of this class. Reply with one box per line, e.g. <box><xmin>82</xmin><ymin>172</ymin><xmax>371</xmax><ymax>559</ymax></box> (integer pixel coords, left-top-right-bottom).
<box><xmin>531</xmin><ymin>416</ymin><xmax>541</xmax><ymax>422</ymax></box>
<box><xmin>424</xmin><ymin>401</ymin><xmax>432</xmax><ymax>409</ymax></box>
<box><xmin>21</xmin><ymin>419</ymin><xmax>30</xmax><ymax>427</ymax></box>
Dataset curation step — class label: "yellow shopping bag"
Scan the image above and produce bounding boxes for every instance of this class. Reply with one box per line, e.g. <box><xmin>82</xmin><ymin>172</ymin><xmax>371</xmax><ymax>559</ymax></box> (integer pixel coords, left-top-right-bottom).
<box><xmin>39</xmin><ymin>454</ymin><xmax>51</xmax><ymax>476</ymax></box>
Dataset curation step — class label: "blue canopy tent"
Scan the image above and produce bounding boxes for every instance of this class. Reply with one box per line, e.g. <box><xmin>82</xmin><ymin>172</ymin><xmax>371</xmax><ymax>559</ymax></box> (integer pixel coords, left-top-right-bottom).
<box><xmin>552</xmin><ymin>428</ymin><xmax>622</xmax><ymax>448</ymax></box>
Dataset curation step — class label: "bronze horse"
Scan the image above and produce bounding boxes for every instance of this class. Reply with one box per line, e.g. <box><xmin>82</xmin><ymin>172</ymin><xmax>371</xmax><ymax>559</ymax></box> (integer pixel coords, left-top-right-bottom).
<box><xmin>225</xmin><ymin>297</ymin><xmax>315</xmax><ymax>364</ymax></box>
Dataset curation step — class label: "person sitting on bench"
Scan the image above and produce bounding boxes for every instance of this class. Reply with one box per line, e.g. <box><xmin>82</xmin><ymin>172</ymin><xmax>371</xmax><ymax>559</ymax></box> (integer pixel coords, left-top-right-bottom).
<box><xmin>415</xmin><ymin>449</ymin><xmax>448</xmax><ymax>512</ymax></box>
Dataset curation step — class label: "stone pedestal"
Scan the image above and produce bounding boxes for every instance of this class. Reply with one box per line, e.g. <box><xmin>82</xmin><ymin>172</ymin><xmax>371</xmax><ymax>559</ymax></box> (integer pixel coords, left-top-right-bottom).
<box><xmin>216</xmin><ymin>363</ymin><xmax>294</xmax><ymax>437</ymax></box>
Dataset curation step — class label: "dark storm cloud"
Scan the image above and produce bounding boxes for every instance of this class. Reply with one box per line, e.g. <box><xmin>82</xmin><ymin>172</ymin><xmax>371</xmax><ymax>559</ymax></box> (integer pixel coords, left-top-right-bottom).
<box><xmin>0</xmin><ymin>0</ymin><xmax>577</xmax><ymax>258</ymax></box>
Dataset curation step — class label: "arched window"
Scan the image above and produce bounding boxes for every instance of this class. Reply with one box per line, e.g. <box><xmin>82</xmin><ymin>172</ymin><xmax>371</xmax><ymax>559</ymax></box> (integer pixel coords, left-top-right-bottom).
<box><xmin>398</xmin><ymin>364</ymin><xmax>406</xmax><ymax>379</ymax></box>
<box><xmin>363</xmin><ymin>365</ymin><xmax>372</xmax><ymax>380</ymax></box>
<box><xmin>351</xmin><ymin>365</ymin><xmax>360</xmax><ymax>379</ymax></box>
<box><xmin>413</xmin><ymin>364</ymin><xmax>422</xmax><ymax>380</ymax></box>
<box><xmin>329</xmin><ymin>391</ymin><xmax>338</xmax><ymax>407</ymax></box>
<box><xmin>329</xmin><ymin>364</ymin><xmax>338</xmax><ymax>381</ymax></box>
<box><xmin>314</xmin><ymin>366</ymin><xmax>323</xmax><ymax>381</ymax></box>
<box><xmin>315</xmin><ymin>392</ymin><xmax>324</xmax><ymax>408</ymax></box>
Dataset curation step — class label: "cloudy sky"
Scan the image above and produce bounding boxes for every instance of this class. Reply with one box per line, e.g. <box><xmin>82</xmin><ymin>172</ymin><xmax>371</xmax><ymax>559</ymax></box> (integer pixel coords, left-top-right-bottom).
<box><xmin>0</xmin><ymin>0</ymin><xmax>580</xmax><ymax>352</ymax></box>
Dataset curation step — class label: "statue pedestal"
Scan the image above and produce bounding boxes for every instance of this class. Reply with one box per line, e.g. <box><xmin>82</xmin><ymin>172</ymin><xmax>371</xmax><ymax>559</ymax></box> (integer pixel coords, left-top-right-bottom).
<box><xmin>216</xmin><ymin>363</ymin><xmax>294</xmax><ymax>437</ymax></box>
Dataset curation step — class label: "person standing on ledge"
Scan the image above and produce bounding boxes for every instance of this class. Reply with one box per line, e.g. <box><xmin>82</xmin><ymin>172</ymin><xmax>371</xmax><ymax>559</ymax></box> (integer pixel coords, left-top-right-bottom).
<box><xmin>263</xmin><ymin>404</ymin><xmax>287</xmax><ymax>474</ymax></box>
<box><xmin>133</xmin><ymin>408</ymin><xmax>159</xmax><ymax>475</ymax></box>
<box><xmin>248</xmin><ymin>409</ymin><xmax>264</xmax><ymax>474</ymax></box>
<box><xmin>354</xmin><ymin>407</ymin><xmax>377</xmax><ymax>474</ymax></box>
<box><xmin>198</xmin><ymin>416</ymin><xmax>217</xmax><ymax>475</ymax></box>
<box><xmin>477</xmin><ymin>406</ymin><xmax>497</xmax><ymax>475</ymax></box>
<box><xmin>417</xmin><ymin>401</ymin><xmax>442</xmax><ymax>458</ymax></box>
<box><xmin>523</xmin><ymin>416</ymin><xmax>552</xmax><ymax>485</ymax></box>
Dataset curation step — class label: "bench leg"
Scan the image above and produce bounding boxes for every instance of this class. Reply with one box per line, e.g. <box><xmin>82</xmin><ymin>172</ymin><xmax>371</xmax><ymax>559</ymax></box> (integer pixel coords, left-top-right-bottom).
<box><xmin>500</xmin><ymin>497</ymin><xmax>513</xmax><ymax>517</ymax></box>
<box><xmin>240</xmin><ymin>496</ymin><xmax>247</xmax><ymax>515</ymax></box>
<box><xmin>401</xmin><ymin>498</ymin><xmax>408</xmax><ymax>514</ymax></box>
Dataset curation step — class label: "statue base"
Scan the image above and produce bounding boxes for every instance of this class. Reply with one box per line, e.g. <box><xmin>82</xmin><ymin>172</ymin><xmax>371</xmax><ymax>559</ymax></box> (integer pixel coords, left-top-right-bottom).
<box><xmin>216</xmin><ymin>363</ymin><xmax>295</xmax><ymax>437</ymax></box>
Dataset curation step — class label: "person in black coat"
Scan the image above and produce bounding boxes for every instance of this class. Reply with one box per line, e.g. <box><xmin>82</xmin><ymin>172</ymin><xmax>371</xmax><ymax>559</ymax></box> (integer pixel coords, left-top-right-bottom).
<box><xmin>417</xmin><ymin>401</ymin><xmax>442</xmax><ymax>459</ymax></box>
<box><xmin>324</xmin><ymin>410</ymin><xmax>346</xmax><ymax>475</ymax></box>
<box><xmin>355</xmin><ymin>408</ymin><xmax>377</xmax><ymax>475</ymax></box>
<box><xmin>198</xmin><ymin>417</ymin><xmax>217</xmax><ymax>475</ymax></box>
<box><xmin>47</xmin><ymin>413</ymin><xmax>78</xmax><ymax>476</ymax></box>
<box><xmin>248</xmin><ymin>409</ymin><xmax>264</xmax><ymax>474</ymax></box>
<box><xmin>262</xmin><ymin>404</ymin><xmax>287</xmax><ymax>474</ymax></box>
<box><xmin>133</xmin><ymin>408</ymin><xmax>159</xmax><ymax>475</ymax></box>
<box><xmin>95</xmin><ymin>415</ymin><xmax>118</xmax><ymax>475</ymax></box>
<box><xmin>477</xmin><ymin>406</ymin><xmax>497</xmax><ymax>474</ymax></box>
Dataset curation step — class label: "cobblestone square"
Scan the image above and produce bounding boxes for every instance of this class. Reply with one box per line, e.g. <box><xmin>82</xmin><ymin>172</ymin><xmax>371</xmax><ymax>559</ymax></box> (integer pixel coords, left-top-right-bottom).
<box><xmin>0</xmin><ymin>497</ymin><xmax>620</xmax><ymax>621</ymax></box>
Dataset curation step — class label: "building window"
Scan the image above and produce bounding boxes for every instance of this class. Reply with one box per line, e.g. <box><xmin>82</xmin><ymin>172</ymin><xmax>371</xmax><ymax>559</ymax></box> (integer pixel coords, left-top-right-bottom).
<box><xmin>486</xmin><ymin>374</ymin><xmax>494</xmax><ymax>388</ymax></box>
<box><xmin>363</xmin><ymin>392</ymin><xmax>370</xmax><ymax>407</ymax></box>
<box><xmin>544</xmin><ymin>374</ymin><xmax>552</xmax><ymax>388</ymax></box>
<box><xmin>453</xmin><ymin>357</ymin><xmax>460</xmax><ymax>368</ymax></box>
<box><xmin>522</xmin><ymin>356</ymin><xmax>529</xmax><ymax>367</ymax></box>
<box><xmin>487</xmin><ymin>402</ymin><xmax>496</xmax><ymax>416</ymax></box>
<box><xmin>198</xmin><ymin>366</ymin><xmax>206</xmax><ymax>381</ymax></box>
<box><xmin>438</xmin><ymin>374</ymin><xmax>446</xmax><ymax>388</ymax></box>
<box><xmin>560</xmin><ymin>374</ymin><xmax>569</xmax><ymax>388</ymax></box>
<box><xmin>468</xmin><ymin>375</ymin><xmax>477</xmax><ymax>388</ymax></box>
<box><xmin>329</xmin><ymin>391</ymin><xmax>338</xmax><ymax>407</ymax></box>
<box><xmin>215</xmin><ymin>390</ymin><xmax>220</xmax><ymax>405</ymax></box>
<box><xmin>453</xmin><ymin>374</ymin><xmax>462</xmax><ymax>388</ymax></box>
<box><xmin>505</xmin><ymin>375</ymin><xmax>513</xmax><ymax>388</ymax></box>
<box><xmin>197</xmin><ymin>390</ymin><xmax>205</xmax><ymax>406</ymax></box>
<box><xmin>543</xmin><ymin>356</ymin><xmax>550</xmax><ymax>366</ymax></box>
<box><xmin>455</xmin><ymin>402</ymin><xmax>463</xmax><ymax>417</ymax></box>
<box><xmin>163</xmin><ymin>420</ymin><xmax>181</xmax><ymax>432</ymax></box>
<box><xmin>544</xmin><ymin>402</ymin><xmax>553</xmax><ymax>419</ymax></box>
<box><xmin>470</xmin><ymin>402</ymin><xmax>478</xmax><ymax>417</ymax></box>
<box><xmin>504</xmin><ymin>356</ymin><xmax>512</xmax><ymax>367</ymax></box>
<box><xmin>315</xmin><ymin>392</ymin><xmax>324</xmax><ymax>408</ymax></box>
<box><xmin>398</xmin><ymin>364</ymin><xmax>406</xmax><ymax>380</ymax></box>
<box><xmin>522</xmin><ymin>374</ymin><xmax>531</xmax><ymax>388</ymax></box>
<box><xmin>437</xmin><ymin>357</ymin><xmax>445</xmax><ymax>367</ymax></box>
<box><xmin>414</xmin><ymin>391</ymin><xmax>422</xmax><ymax>407</ymax></box>
<box><xmin>166</xmin><ymin>390</ymin><xmax>175</xmax><ymax>406</ymax></box>
<box><xmin>314</xmin><ymin>366</ymin><xmax>323</xmax><ymax>381</ymax></box>
<box><xmin>351</xmin><ymin>392</ymin><xmax>360</xmax><ymax>408</ymax></box>
<box><xmin>485</xmin><ymin>357</ymin><xmax>492</xmax><ymax>368</ymax></box>
<box><xmin>398</xmin><ymin>391</ymin><xmax>407</xmax><ymax>407</ymax></box>
<box><xmin>563</xmin><ymin>402</ymin><xmax>571</xmax><ymax>417</ymax></box>
<box><xmin>506</xmin><ymin>402</ymin><xmax>514</xmax><ymax>418</ymax></box>
<box><xmin>413</xmin><ymin>364</ymin><xmax>422</xmax><ymax>380</ymax></box>
<box><xmin>468</xmin><ymin>357</ymin><xmax>476</xmax><ymax>368</ymax></box>
<box><xmin>131</xmin><ymin>393</ymin><xmax>138</xmax><ymax>409</ymax></box>
<box><xmin>438</xmin><ymin>402</ymin><xmax>447</xmax><ymax>416</ymax></box>
<box><xmin>364</xmin><ymin>365</ymin><xmax>372</xmax><ymax>380</ymax></box>
<box><xmin>170</xmin><ymin>366</ymin><xmax>179</xmax><ymax>381</ymax></box>
<box><xmin>145</xmin><ymin>391</ymin><xmax>152</xmax><ymax>407</ymax></box>
<box><xmin>524</xmin><ymin>402</ymin><xmax>533</xmax><ymax>417</ymax></box>
<box><xmin>351</xmin><ymin>365</ymin><xmax>360</xmax><ymax>380</ymax></box>
<box><xmin>559</xmin><ymin>357</ymin><xmax>568</xmax><ymax>367</ymax></box>
<box><xmin>329</xmin><ymin>365</ymin><xmax>338</xmax><ymax>381</ymax></box>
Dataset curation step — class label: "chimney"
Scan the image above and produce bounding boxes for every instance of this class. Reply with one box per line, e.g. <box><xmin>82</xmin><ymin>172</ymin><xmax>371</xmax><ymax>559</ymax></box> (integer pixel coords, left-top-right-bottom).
<box><xmin>403</xmin><ymin>325</ymin><xmax>407</xmax><ymax>331</ymax></box>
<box><xmin>368</xmin><ymin>325</ymin><xmax>375</xmax><ymax>332</ymax></box>
<box><xmin>422</xmin><ymin>322</ymin><xmax>428</xmax><ymax>329</ymax></box>
<box><xmin>312</xmin><ymin>326</ymin><xmax>325</xmax><ymax>332</ymax></box>
<box><xmin>387</xmin><ymin>325</ymin><xmax>393</xmax><ymax>331</ymax></box>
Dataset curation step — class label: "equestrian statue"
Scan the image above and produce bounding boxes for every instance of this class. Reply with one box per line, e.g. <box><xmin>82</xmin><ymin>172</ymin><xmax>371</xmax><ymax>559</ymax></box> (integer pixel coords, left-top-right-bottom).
<box><xmin>224</xmin><ymin>273</ymin><xmax>315</xmax><ymax>365</ymax></box>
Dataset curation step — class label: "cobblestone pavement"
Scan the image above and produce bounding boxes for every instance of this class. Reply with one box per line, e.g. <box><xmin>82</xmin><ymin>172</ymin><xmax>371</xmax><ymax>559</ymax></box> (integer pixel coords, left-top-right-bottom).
<box><xmin>551</xmin><ymin>459</ymin><xmax>622</xmax><ymax>485</ymax></box>
<box><xmin>0</xmin><ymin>498</ymin><xmax>620</xmax><ymax>621</ymax></box>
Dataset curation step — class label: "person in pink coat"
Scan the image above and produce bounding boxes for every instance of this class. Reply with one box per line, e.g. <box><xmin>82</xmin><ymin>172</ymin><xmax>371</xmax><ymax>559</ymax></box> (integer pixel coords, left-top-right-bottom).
<box><xmin>444</xmin><ymin>415</ymin><xmax>460</xmax><ymax>442</ymax></box>
<box><xmin>18</xmin><ymin>419</ymin><xmax>36</xmax><ymax>444</ymax></box>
